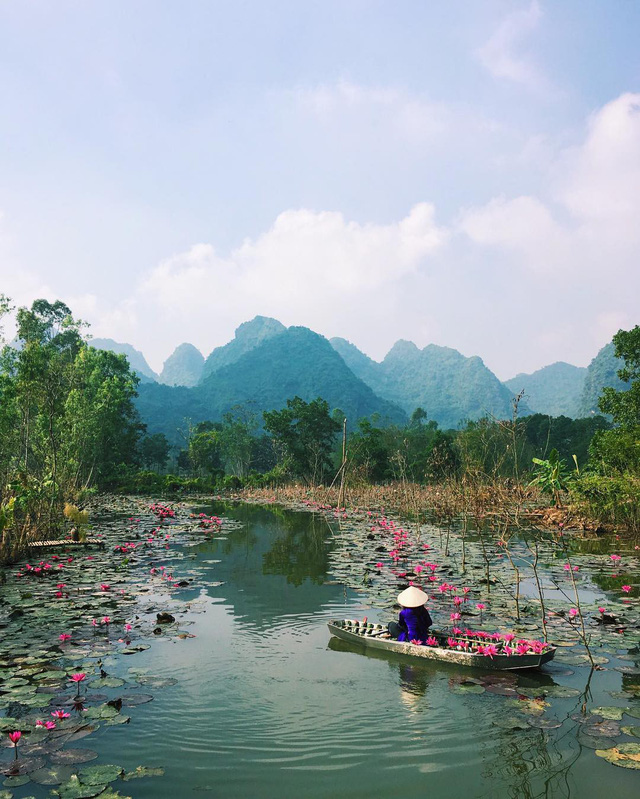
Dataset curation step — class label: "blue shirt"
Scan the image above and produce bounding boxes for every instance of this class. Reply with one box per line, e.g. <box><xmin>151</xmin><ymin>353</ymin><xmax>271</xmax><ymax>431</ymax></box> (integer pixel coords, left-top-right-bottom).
<box><xmin>397</xmin><ymin>606</ymin><xmax>433</xmax><ymax>642</ymax></box>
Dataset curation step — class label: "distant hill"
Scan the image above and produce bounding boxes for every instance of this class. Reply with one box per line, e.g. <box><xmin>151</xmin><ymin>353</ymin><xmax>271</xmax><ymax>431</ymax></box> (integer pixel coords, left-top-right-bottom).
<box><xmin>201</xmin><ymin>316</ymin><xmax>286</xmax><ymax>381</ymax></box>
<box><xmin>197</xmin><ymin>326</ymin><xmax>406</xmax><ymax>425</ymax></box>
<box><xmin>90</xmin><ymin>338</ymin><xmax>158</xmax><ymax>383</ymax></box>
<box><xmin>578</xmin><ymin>342</ymin><xmax>627</xmax><ymax>417</ymax></box>
<box><xmin>504</xmin><ymin>362</ymin><xmax>586</xmax><ymax>418</ymax></box>
<box><xmin>331</xmin><ymin>337</ymin><xmax>519</xmax><ymax>429</ymax></box>
<box><xmin>136</xmin><ymin>325</ymin><xmax>406</xmax><ymax>443</ymax></box>
<box><xmin>135</xmin><ymin>383</ymin><xmax>211</xmax><ymax>443</ymax></box>
<box><xmin>159</xmin><ymin>343</ymin><xmax>204</xmax><ymax>387</ymax></box>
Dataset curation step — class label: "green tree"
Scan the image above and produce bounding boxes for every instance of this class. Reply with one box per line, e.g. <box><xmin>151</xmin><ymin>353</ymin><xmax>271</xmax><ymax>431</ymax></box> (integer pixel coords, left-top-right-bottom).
<box><xmin>140</xmin><ymin>433</ymin><xmax>171</xmax><ymax>471</ymax></box>
<box><xmin>263</xmin><ymin>397</ymin><xmax>340</xmax><ymax>484</ymax></box>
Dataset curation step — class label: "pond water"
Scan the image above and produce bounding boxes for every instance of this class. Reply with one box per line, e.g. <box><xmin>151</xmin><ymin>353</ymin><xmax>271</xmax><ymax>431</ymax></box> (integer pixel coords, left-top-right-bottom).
<box><xmin>1</xmin><ymin>501</ymin><xmax>639</xmax><ymax>798</ymax></box>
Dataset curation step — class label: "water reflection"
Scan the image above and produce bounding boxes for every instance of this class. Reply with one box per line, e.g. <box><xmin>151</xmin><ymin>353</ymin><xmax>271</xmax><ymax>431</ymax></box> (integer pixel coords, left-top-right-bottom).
<box><xmin>188</xmin><ymin>502</ymin><xmax>339</xmax><ymax>630</ymax></box>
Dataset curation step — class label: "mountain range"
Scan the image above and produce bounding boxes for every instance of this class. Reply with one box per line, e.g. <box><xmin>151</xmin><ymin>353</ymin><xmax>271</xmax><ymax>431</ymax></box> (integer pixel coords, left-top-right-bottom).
<box><xmin>88</xmin><ymin>317</ymin><xmax>628</xmax><ymax>442</ymax></box>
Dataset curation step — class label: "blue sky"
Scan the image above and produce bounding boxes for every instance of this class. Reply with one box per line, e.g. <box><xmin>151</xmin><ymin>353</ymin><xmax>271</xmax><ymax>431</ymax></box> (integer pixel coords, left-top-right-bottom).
<box><xmin>1</xmin><ymin>0</ymin><xmax>639</xmax><ymax>378</ymax></box>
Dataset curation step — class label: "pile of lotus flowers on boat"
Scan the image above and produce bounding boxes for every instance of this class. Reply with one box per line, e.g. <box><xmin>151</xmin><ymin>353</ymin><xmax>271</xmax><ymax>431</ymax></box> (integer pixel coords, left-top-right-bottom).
<box><xmin>413</xmin><ymin>629</ymin><xmax>551</xmax><ymax>658</ymax></box>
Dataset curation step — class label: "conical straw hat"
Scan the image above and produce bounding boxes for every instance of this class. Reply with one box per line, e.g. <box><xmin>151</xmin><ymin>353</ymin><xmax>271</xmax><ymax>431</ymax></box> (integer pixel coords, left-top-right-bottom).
<box><xmin>397</xmin><ymin>586</ymin><xmax>429</xmax><ymax>607</ymax></box>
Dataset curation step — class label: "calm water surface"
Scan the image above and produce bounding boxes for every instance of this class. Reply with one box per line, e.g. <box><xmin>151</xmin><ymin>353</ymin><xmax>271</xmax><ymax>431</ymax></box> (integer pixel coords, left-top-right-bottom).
<box><xmin>21</xmin><ymin>503</ymin><xmax>638</xmax><ymax>799</ymax></box>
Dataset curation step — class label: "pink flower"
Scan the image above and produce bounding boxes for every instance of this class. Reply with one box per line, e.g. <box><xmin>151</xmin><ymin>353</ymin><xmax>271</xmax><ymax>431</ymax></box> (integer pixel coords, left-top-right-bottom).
<box><xmin>476</xmin><ymin>603</ymin><xmax>486</xmax><ymax>610</ymax></box>
<box><xmin>598</xmin><ymin>607</ymin><xmax>606</xmax><ymax>613</ymax></box>
<box><xmin>8</xmin><ymin>731</ymin><xmax>21</xmax><ymax>744</ymax></box>
<box><xmin>622</xmin><ymin>585</ymin><xmax>632</xmax><ymax>593</ymax></box>
<box><xmin>36</xmin><ymin>720</ymin><xmax>56</xmax><ymax>730</ymax></box>
<box><xmin>375</xmin><ymin>562</ymin><xmax>383</xmax><ymax>569</ymax></box>
<box><xmin>425</xmin><ymin>636</ymin><xmax>438</xmax><ymax>646</ymax></box>
<box><xmin>51</xmin><ymin>710</ymin><xmax>70</xmax><ymax>720</ymax></box>
<box><xmin>91</xmin><ymin>618</ymin><xmax>98</xmax><ymax>627</ymax></box>
<box><xmin>483</xmin><ymin>644</ymin><xmax>499</xmax><ymax>658</ymax></box>
<box><xmin>450</xmin><ymin>612</ymin><xmax>461</xmax><ymax>621</ymax></box>
<box><xmin>101</xmin><ymin>616</ymin><xmax>110</xmax><ymax>625</ymax></box>
<box><xmin>59</xmin><ymin>633</ymin><xmax>71</xmax><ymax>642</ymax></box>
<box><xmin>569</xmin><ymin>608</ymin><xmax>578</xmax><ymax>617</ymax></box>
<box><xmin>410</xmin><ymin>639</ymin><xmax>423</xmax><ymax>646</ymax></box>
<box><xmin>100</xmin><ymin>584</ymin><xmax>110</xmax><ymax>591</ymax></box>
<box><xmin>70</xmin><ymin>673</ymin><xmax>86</xmax><ymax>683</ymax></box>
<box><xmin>124</xmin><ymin>623</ymin><xmax>132</xmax><ymax>632</ymax></box>
<box><xmin>610</xmin><ymin>554</ymin><xmax>621</xmax><ymax>562</ymax></box>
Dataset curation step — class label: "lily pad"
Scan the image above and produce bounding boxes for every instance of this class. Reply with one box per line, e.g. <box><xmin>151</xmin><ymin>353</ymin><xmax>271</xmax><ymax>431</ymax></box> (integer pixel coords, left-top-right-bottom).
<box><xmin>2</xmin><ymin>776</ymin><xmax>30</xmax><ymax>788</ymax></box>
<box><xmin>49</xmin><ymin>749</ymin><xmax>98</xmax><ymax>765</ymax></box>
<box><xmin>621</xmin><ymin>726</ymin><xmax>640</xmax><ymax>738</ymax></box>
<box><xmin>1</xmin><ymin>757</ymin><xmax>45</xmax><ymax>777</ymax></box>
<box><xmin>135</xmin><ymin>676</ymin><xmax>177</xmax><ymax>689</ymax></box>
<box><xmin>87</xmin><ymin>678</ymin><xmax>124</xmax><ymax>690</ymax></box>
<box><xmin>590</xmin><ymin>706</ymin><xmax>625</xmax><ymax>720</ymax></box>
<box><xmin>119</xmin><ymin>694</ymin><xmax>152</xmax><ymax>707</ymax></box>
<box><xmin>595</xmin><ymin>742</ymin><xmax>640</xmax><ymax>769</ymax></box>
<box><xmin>53</xmin><ymin>775</ymin><xmax>106</xmax><ymax>798</ymax></box>
<box><xmin>29</xmin><ymin>765</ymin><xmax>76</xmax><ymax>786</ymax></box>
<box><xmin>122</xmin><ymin>766</ymin><xmax>164</xmax><ymax>781</ymax></box>
<box><xmin>78</xmin><ymin>764</ymin><xmax>124</xmax><ymax>785</ymax></box>
<box><xmin>578</xmin><ymin>734</ymin><xmax>618</xmax><ymax>750</ymax></box>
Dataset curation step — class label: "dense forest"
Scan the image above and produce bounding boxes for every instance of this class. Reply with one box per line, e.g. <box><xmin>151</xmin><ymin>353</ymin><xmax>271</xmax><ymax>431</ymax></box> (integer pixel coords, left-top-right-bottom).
<box><xmin>1</xmin><ymin>296</ymin><xmax>639</xmax><ymax>562</ymax></box>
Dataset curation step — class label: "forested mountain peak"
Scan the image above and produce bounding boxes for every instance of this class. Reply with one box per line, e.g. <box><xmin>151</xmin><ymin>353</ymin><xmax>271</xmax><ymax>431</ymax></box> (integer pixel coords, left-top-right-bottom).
<box><xmin>90</xmin><ymin>337</ymin><xmax>158</xmax><ymax>383</ymax></box>
<box><xmin>383</xmin><ymin>339</ymin><xmax>421</xmax><ymax>362</ymax></box>
<box><xmin>159</xmin><ymin>342</ymin><xmax>204</xmax><ymax>387</ymax></box>
<box><xmin>504</xmin><ymin>361</ymin><xmax>587</xmax><ymax>418</ymax></box>
<box><xmin>578</xmin><ymin>342</ymin><xmax>627</xmax><ymax>417</ymax></box>
<box><xmin>201</xmin><ymin>315</ymin><xmax>286</xmax><ymax>380</ymax></box>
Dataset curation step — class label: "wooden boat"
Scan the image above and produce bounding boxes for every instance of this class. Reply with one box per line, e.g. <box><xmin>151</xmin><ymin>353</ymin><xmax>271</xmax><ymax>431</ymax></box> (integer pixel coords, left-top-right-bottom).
<box><xmin>328</xmin><ymin>620</ymin><xmax>556</xmax><ymax>671</ymax></box>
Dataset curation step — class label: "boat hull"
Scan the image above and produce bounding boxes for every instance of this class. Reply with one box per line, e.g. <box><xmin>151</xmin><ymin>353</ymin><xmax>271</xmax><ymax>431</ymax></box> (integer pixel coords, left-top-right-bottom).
<box><xmin>327</xmin><ymin>622</ymin><xmax>555</xmax><ymax>671</ymax></box>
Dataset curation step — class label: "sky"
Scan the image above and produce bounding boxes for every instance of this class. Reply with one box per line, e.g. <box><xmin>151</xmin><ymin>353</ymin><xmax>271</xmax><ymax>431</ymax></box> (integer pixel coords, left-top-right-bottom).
<box><xmin>1</xmin><ymin>0</ymin><xmax>639</xmax><ymax>380</ymax></box>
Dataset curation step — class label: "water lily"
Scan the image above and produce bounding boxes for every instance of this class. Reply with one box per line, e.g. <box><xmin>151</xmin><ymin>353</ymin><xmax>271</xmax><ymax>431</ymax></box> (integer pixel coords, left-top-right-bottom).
<box><xmin>425</xmin><ymin>636</ymin><xmax>438</xmax><ymax>646</ymax></box>
<box><xmin>8</xmin><ymin>730</ymin><xmax>20</xmax><ymax>759</ymax></box>
<box><xmin>51</xmin><ymin>710</ymin><xmax>70</xmax><ymax>720</ymax></box>
<box><xmin>598</xmin><ymin>607</ymin><xmax>606</xmax><ymax>613</ymax></box>
<box><xmin>569</xmin><ymin>608</ymin><xmax>578</xmax><ymax>617</ymax></box>
<box><xmin>70</xmin><ymin>672</ymin><xmax>86</xmax><ymax>697</ymax></box>
<box><xmin>610</xmin><ymin>554</ymin><xmax>621</xmax><ymax>562</ymax></box>
<box><xmin>59</xmin><ymin>632</ymin><xmax>71</xmax><ymax>643</ymax></box>
<box><xmin>621</xmin><ymin>585</ymin><xmax>632</xmax><ymax>593</ymax></box>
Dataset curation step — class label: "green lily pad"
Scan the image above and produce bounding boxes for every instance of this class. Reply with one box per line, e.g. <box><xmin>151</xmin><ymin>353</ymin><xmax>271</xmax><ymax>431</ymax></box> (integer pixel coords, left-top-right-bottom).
<box><xmin>578</xmin><ymin>734</ymin><xmax>617</xmax><ymax>750</ymax></box>
<box><xmin>0</xmin><ymin>791</ymin><xmax>12</xmax><ymax>799</ymax></box>
<box><xmin>49</xmin><ymin>749</ymin><xmax>98</xmax><ymax>765</ymax></box>
<box><xmin>119</xmin><ymin>694</ymin><xmax>152</xmax><ymax>707</ymax></box>
<box><xmin>87</xmin><ymin>678</ymin><xmax>124</xmax><ymax>689</ymax></box>
<box><xmin>590</xmin><ymin>706</ymin><xmax>625</xmax><ymax>720</ymax></box>
<box><xmin>527</xmin><ymin>717</ymin><xmax>563</xmax><ymax>729</ymax></box>
<box><xmin>53</xmin><ymin>775</ymin><xmax>106</xmax><ymax>798</ymax></box>
<box><xmin>122</xmin><ymin>766</ymin><xmax>164</xmax><ymax>781</ymax></box>
<box><xmin>595</xmin><ymin>742</ymin><xmax>640</xmax><ymax>769</ymax></box>
<box><xmin>621</xmin><ymin>726</ymin><xmax>640</xmax><ymax>738</ymax></box>
<box><xmin>29</xmin><ymin>765</ymin><xmax>75</xmax><ymax>786</ymax></box>
<box><xmin>625</xmin><ymin>707</ymin><xmax>640</xmax><ymax>719</ymax></box>
<box><xmin>103</xmin><ymin>715</ymin><xmax>130</xmax><ymax>726</ymax></box>
<box><xmin>78</xmin><ymin>764</ymin><xmax>124</xmax><ymax>785</ymax></box>
<box><xmin>2</xmin><ymin>776</ymin><xmax>29</xmax><ymax>788</ymax></box>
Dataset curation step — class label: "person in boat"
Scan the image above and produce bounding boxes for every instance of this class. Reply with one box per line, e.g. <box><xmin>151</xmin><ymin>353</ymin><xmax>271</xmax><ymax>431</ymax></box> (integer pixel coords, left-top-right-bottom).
<box><xmin>388</xmin><ymin>586</ymin><xmax>433</xmax><ymax>642</ymax></box>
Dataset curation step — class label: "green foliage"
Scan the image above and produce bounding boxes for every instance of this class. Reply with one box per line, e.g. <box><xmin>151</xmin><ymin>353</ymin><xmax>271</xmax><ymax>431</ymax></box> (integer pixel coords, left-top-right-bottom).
<box><xmin>571</xmin><ymin>472</ymin><xmax>640</xmax><ymax>531</ymax></box>
<box><xmin>264</xmin><ymin>396</ymin><xmax>340</xmax><ymax>484</ymax></box>
<box><xmin>0</xmin><ymin>298</ymin><xmax>143</xmax><ymax>558</ymax></box>
<box><xmin>159</xmin><ymin>342</ymin><xmax>204</xmax><ymax>387</ymax></box>
<box><xmin>139</xmin><ymin>433</ymin><xmax>171</xmax><ymax>471</ymax></box>
<box><xmin>529</xmin><ymin>449</ymin><xmax>574</xmax><ymax>506</ymax></box>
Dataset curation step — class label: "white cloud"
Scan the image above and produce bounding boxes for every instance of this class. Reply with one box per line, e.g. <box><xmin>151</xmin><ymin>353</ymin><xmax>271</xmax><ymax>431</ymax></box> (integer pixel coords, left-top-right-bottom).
<box><xmin>477</xmin><ymin>1</ymin><xmax>550</xmax><ymax>92</ymax></box>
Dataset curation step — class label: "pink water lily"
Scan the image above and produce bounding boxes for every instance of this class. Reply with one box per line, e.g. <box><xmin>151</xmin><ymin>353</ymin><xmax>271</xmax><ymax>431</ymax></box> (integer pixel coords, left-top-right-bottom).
<box><xmin>7</xmin><ymin>730</ymin><xmax>20</xmax><ymax>759</ymax></box>
<box><xmin>569</xmin><ymin>608</ymin><xmax>578</xmax><ymax>617</ymax></box>
<box><xmin>410</xmin><ymin>639</ymin><xmax>423</xmax><ymax>646</ymax></box>
<box><xmin>598</xmin><ymin>607</ymin><xmax>606</xmax><ymax>613</ymax></box>
<box><xmin>610</xmin><ymin>554</ymin><xmax>621</xmax><ymax>562</ymax></box>
<box><xmin>59</xmin><ymin>633</ymin><xmax>71</xmax><ymax>643</ymax></box>
<box><xmin>36</xmin><ymin>720</ymin><xmax>56</xmax><ymax>730</ymax></box>
<box><xmin>622</xmin><ymin>585</ymin><xmax>632</xmax><ymax>593</ymax></box>
<box><xmin>425</xmin><ymin>636</ymin><xmax>438</xmax><ymax>647</ymax></box>
<box><xmin>51</xmin><ymin>710</ymin><xmax>70</xmax><ymax>720</ymax></box>
<box><xmin>70</xmin><ymin>673</ymin><xmax>86</xmax><ymax>697</ymax></box>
